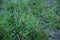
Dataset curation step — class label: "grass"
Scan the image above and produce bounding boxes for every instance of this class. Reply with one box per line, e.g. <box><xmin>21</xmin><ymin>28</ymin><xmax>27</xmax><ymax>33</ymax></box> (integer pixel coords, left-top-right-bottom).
<box><xmin>0</xmin><ymin>0</ymin><xmax>60</xmax><ymax>40</ymax></box>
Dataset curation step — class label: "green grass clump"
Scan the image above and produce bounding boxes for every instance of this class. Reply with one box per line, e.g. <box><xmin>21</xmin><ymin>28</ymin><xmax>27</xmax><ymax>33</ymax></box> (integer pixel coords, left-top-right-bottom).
<box><xmin>0</xmin><ymin>0</ymin><xmax>60</xmax><ymax>40</ymax></box>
